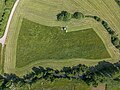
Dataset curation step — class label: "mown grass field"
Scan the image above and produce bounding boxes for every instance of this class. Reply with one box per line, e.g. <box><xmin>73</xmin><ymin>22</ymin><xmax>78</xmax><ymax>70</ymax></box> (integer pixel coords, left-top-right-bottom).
<box><xmin>16</xmin><ymin>18</ymin><xmax>110</xmax><ymax>68</ymax></box>
<box><xmin>3</xmin><ymin>0</ymin><xmax>120</xmax><ymax>75</ymax></box>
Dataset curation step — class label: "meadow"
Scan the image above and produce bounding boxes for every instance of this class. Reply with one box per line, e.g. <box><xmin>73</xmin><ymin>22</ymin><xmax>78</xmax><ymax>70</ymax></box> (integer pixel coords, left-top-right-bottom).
<box><xmin>3</xmin><ymin>0</ymin><xmax>120</xmax><ymax>75</ymax></box>
<box><xmin>16</xmin><ymin>18</ymin><xmax>110</xmax><ymax>68</ymax></box>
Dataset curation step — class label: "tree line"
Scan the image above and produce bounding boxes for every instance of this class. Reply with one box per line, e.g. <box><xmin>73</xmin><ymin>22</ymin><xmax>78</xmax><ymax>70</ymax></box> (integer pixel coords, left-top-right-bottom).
<box><xmin>1</xmin><ymin>61</ymin><xmax>120</xmax><ymax>89</ymax></box>
<box><xmin>86</xmin><ymin>15</ymin><xmax>120</xmax><ymax>51</ymax></box>
<box><xmin>56</xmin><ymin>11</ymin><xmax>84</xmax><ymax>21</ymax></box>
<box><xmin>57</xmin><ymin>11</ymin><xmax>120</xmax><ymax>51</ymax></box>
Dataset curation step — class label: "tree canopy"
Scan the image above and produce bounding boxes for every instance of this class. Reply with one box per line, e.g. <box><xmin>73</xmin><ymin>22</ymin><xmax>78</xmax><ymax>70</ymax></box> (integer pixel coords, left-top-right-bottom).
<box><xmin>57</xmin><ymin>11</ymin><xmax>72</xmax><ymax>21</ymax></box>
<box><xmin>73</xmin><ymin>12</ymin><xmax>84</xmax><ymax>19</ymax></box>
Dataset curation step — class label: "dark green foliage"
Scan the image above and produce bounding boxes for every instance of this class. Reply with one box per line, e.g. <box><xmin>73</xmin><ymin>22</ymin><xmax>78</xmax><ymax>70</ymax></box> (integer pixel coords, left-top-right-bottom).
<box><xmin>111</xmin><ymin>37</ymin><xmax>120</xmax><ymax>47</ymax></box>
<box><xmin>0</xmin><ymin>0</ymin><xmax>16</xmax><ymax>37</ymax></box>
<box><xmin>73</xmin><ymin>12</ymin><xmax>84</xmax><ymax>19</ymax></box>
<box><xmin>101</xmin><ymin>20</ymin><xmax>120</xmax><ymax>49</ymax></box>
<box><xmin>1</xmin><ymin>61</ymin><xmax>120</xmax><ymax>89</ymax></box>
<box><xmin>106</xmin><ymin>27</ymin><xmax>115</xmax><ymax>35</ymax></box>
<box><xmin>87</xmin><ymin>15</ymin><xmax>120</xmax><ymax>51</ymax></box>
<box><xmin>57</xmin><ymin>11</ymin><xmax>72</xmax><ymax>21</ymax></box>
<box><xmin>115</xmin><ymin>0</ymin><xmax>120</xmax><ymax>7</ymax></box>
<box><xmin>93</xmin><ymin>16</ymin><xmax>101</xmax><ymax>22</ymax></box>
<box><xmin>83</xmin><ymin>61</ymin><xmax>120</xmax><ymax>87</ymax></box>
<box><xmin>56</xmin><ymin>11</ymin><xmax>85</xmax><ymax>21</ymax></box>
<box><xmin>102</xmin><ymin>20</ymin><xmax>108</xmax><ymax>28</ymax></box>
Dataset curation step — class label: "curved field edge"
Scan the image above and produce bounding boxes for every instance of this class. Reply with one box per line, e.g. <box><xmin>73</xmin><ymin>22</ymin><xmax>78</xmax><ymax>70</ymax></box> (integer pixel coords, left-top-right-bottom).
<box><xmin>3</xmin><ymin>0</ymin><xmax>120</xmax><ymax>74</ymax></box>
<box><xmin>16</xmin><ymin>18</ymin><xmax>110</xmax><ymax>68</ymax></box>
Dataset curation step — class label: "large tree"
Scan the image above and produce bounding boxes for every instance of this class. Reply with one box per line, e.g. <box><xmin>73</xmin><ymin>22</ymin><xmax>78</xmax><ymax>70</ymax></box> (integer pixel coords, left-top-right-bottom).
<box><xmin>73</xmin><ymin>12</ymin><xmax>84</xmax><ymax>19</ymax></box>
<box><xmin>57</xmin><ymin>11</ymin><xmax>72</xmax><ymax>21</ymax></box>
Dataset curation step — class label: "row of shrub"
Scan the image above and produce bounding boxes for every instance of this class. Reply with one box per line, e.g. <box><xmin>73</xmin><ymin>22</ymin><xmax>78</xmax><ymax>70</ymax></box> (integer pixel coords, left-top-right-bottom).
<box><xmin>87</xmin><ymin>15</ymin><xmax>120</xmax><ymax>51</ymax></box>
<box><xmin>1</xmin><ymin>60</ymin><xmax>120</xmax><ymax>89</ymax></box>
<box><xmin>57</xmin><ymin>11</ymin><xmax>120</xmax><ymax>51</ymax></box>
<box><xmin>56</xmin><ymin>11</ymin><xmax>84</xmax><ymax>21</ymax></box>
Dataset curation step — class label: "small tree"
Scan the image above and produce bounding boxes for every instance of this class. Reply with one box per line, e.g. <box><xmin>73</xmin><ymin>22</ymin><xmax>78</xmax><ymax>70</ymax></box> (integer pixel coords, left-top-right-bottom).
<box><xmin>57</xmin><ymin>11</ymin><xmax>72</xmax><ymax>21</ymax></box>
<box><xmin>102</xmin><ymin>20</ymin><xmax>108</xmax><ymax>27</ymax></box>
<box><xmin>57</xmin><ymin>13</ymin><xmax>64</xmax><ymax>21</ymax></box>
<box><xmin>93</xmin><ymin>16</ymin><xmax>101</xmax><ymax>22</ymax></box>
<box><xmin>73</xmin><ymin>12</ymin><xmax>84</xmax><ymax>19</ymax></box>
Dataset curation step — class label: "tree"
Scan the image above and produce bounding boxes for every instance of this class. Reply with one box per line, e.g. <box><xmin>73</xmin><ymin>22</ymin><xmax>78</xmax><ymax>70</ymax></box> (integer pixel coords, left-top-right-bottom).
<box><xmin>57</xmin><ymin>11</ymin><xmax>72</xmax><ymax>21</ymax></box>
<box><xmin>106</xmin><ymin>27</ymin><xmax>115</xmax><ymax>35</ymax></box>
<box><xmin>102</xmin><ymin>20</ymin><xmax>108</xmax><ymax>28</ymax></box>
<box><xmin>73</xmin><ymin>12</ymin><xmax>84</xmax><ymax>19</ymax></box>
<box><xmin>61</xmin><ymin>66</ymin><xmax>72</xmax><ymax>75</ymax></box>
<box><xmin>57</xmin><ymin>13</ymin><xmax>64</xmax><ymax>21</ymax></box>
<box><xmin>93</xmin><ymin>16</ymin><xmax>101</xmax><ymax>22</ymax></box>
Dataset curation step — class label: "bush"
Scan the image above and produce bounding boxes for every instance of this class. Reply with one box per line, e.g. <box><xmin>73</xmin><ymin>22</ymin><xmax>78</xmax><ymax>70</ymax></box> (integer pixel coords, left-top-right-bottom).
<box><xmin>57</xmin><ymin>11</ymin><xmax>72</xmax><ymax>21</ymax></box>
<box><xmin>93</xmin><ymin>16</ymin><xmax>101</xmax><ymax>22</ymax></box>
<box><xmin>102</xmin><ymin>20</ymin><xmax>108</xmax><ymax>27</ymax></box>
<box><xmin>111</xmin><ymin>37</ymin><xmax>120</xmax><ymax>47</ymax></box>
<box><xmin>113</xmin><ymin>39</ymin><xmax>119</xmax><ymax>47</ymax></box>
<box><xmin>73</xmin><ymin>12</ymin><xmax>84</xmax><ymax>19</ymax></box>
<box><xmin>106</xmin><ymin>27</ymin><xmax>115</xmax><ymax>35</ymax></box>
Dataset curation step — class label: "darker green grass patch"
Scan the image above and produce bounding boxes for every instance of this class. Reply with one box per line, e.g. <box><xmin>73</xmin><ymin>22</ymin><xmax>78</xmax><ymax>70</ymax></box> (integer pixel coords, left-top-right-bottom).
<box><xmin>16</xmin><ymin>19</ymin><xmax>110</xmax><ymax>68</ymax></box>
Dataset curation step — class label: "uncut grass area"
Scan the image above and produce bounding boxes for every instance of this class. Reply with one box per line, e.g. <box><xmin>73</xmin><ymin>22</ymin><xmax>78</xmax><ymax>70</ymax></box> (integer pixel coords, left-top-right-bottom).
<box><xmin>16</xmin><ymin>19</ymin><xmax>110</xmax><ymax>68</ymax></box>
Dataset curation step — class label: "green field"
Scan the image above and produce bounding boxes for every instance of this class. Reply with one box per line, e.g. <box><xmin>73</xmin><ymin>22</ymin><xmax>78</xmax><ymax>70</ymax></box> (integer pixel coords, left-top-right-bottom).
<box><xmin>15</xmin><ymin>79</ymin><xmax>90</xmax><ymax>90</ymax></box>
<box><xmin>0</xmin><ymin>0</ymin><xmax>119</xmax><ymax>89</ymax></box>
<box><xmin>16</xmin><ymin>18</ymin><xmax>110</xmax><ymax>68</ymax></box>
<box><xmin>4</xmin><ymin>0</ymin><xmax>120</xmax><ymax>75</ymax></box>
